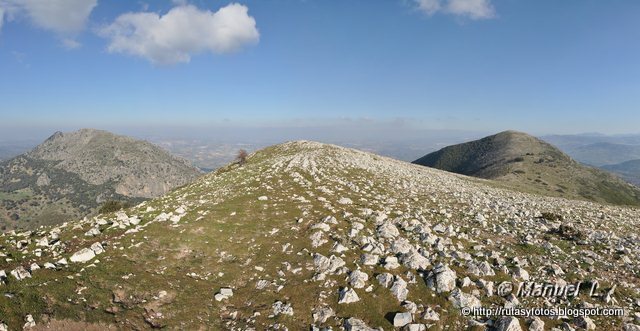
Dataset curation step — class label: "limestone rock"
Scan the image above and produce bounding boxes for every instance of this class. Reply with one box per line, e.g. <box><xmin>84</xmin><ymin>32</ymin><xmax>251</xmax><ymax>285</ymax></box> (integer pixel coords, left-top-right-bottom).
<box><xmin>393</xmin><ymin>312</ymin><xmax>412</xmax><ymax>327</ymax></box>
<box><xmin>70</xmin><ymin>248</ymin><xmax>96</xmax><ymax>263</ymax></box>
<box><xmin>338</xmin><ymin>287</ymin><xmax>360</xmax><ymax>304</ymax></box>
<box><xmin>426</xmin><ymin>263</ymin><xmax>457</xmax><ymax>293</ymax></box>
<box><xmin>344</xmin><ymin>317</ymin><xmax>376</xmax><ymax>331</ymax></box>
<box><xmin>312</xmin><ymin>306</ymin><xmax>334</xmax><ymax>324</ymax></box>
<box><xmin>390</xmin><ymin>277</ymin><xmax>409</xmax><ymax>301</ymax></box>
<box><xmin>448</xmin><ymin>288</ymin><xmax>481</xmax><ymax>309</ymax></box>
<box><xmin>10</xmin><ymin>266</ymin><xmax>31</xmax><ymax>281</ymax></box>
<box><xmin>272</xmin><ymin>301</ymin><xmax>294</xmax><ymax>316</ymax></box>
<box><xmin>494</xmin><ymin>317</ymin><xmax>522</xmax><ymax>331</ymax></box>
<box><xmin>349</xmin><ymin>270</ymin><xmax>369</xmax><ymax>289</ymax></box>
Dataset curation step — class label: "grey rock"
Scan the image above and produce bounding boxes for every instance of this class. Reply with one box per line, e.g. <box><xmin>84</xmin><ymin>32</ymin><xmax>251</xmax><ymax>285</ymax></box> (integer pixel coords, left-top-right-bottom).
<box><xmin>426</xmin><ymin>263</ymin><xmax>457</xmax><ymax>293</ymax></box>
<box><xmin>383</xmin><ymin>256</ymin><xmax>400</xmax><ymax>269</ymax></box>
<box><xmin>421</xmin><ymin>307</ymin><xmax>440</xmax><ymax>321</ymax></box>
<box><xmin>467</xmin><ymin>260</ymin><xmax>495</xmax><ymax>277</ymax></box>
<box><xmin>10</xmin><ymin>266</ymin><xmax>31</xmax><ymax>281</ymax></box>
<box><xmin>390</xmin><ymin>277</ymin><xmax>409</xmax><ymax>301</ymax></box>
<box><xmin>70</xmin><ymin>248</ymin><xmax>96</xmax><ymax>263</ymax></box>
<box><xmin>376</xmin><ymin>273</ymin><xmax>394</xmax><ymax>288</ymax></box>
<box><xmin>623</xmin><ymin>324</ymin><xmax>640</xmax><ymax>331</ymax></box>
<box><xmin>377</xmin><ymin>222</ymin><xmax>400</xmax><ymax>238</ymax></box>
<box><xmin>338</xmin><ymin>287</ymin><xmax>360</xmax><ymax>304</ymax></box>
<box><xmin>400</xmin><ymin>250</ymin><xmax>430</xmax><ymax>270</ymax></box>
<box><xmin>214</xmin><ymin>287</ymin><xmax>233</xmax><ymax>301</ymax></box>
<box><xmin>574</xmin><ymin>316</ymin><xmax>596</xmax><ymax>330</ymax></box>
<box><xmin>23</xmin><ymin>314</ymin><xmax>36</xmax><ymax>329</ymax></box>
<box><xmin>344</xmin><ymin>317</ymin><xmax>377</xmax><ymax>331</ymax></box>
<box><xmin>312</xmin><ymin>306</ymin><xmax>334</xmax><ymax>323</ymax></box>
<box><xmin>393</xmin><ymin>312</ymin><xmax>412</xmax><ymax>327</ymax></box>
<box><xmin>402</xmin><ymin>324</ymin><xmax>426</xmax><ymax>331</ymax></box>
<box><xmin>448</xmin><ymin>288</ymin><xmax>481</xmax><ymax>309</ymax></box>
<box><xmin>494</xmin><ymin>316</ymin><xmax>522</xmax><ymax>331</ymax></box>
<box><xmin>528</xmin><ymin>317</ymin><xmax>544</xmax><ymax>331</ymax></box>
<box><xmin>90</xmin><ymin>242</ymin><xmax>105</xmax><ymax>255</ymax></box>
<box><xmin>272</xmin><ymin>301</ymin><xmax>294</xmax><ymax>316</ymax></box>
<box><xmin>390</xmin><ymin>238</ymin><xmax>413</xmax><ymax>254</ymax></box>
<box><xmin>314</xmin><ymin>254</ymin><xmax>346</xmax><ymax>274</ymax></box>
<box><xmin>349</xmin><ymin>270</ymin><xmax>369</xmax><ymax>289</ymax></box>
<box><xmin>360</xmin><ymin>253</ymin><xmax>379</xmax><ymax>266</ymax></box>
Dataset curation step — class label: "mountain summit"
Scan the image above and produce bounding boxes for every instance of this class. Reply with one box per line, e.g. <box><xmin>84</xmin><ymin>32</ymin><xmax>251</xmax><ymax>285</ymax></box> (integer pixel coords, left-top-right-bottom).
<box><xmin>413</xmin><ymin>130</ymin><xmax>640</xmax><ymax>206</ymax></box>
<box><xmin>0</xmin><ymin>129</ymin><xmax>202</xmax><ymax>229</ymax></box>
<box><xmin>0</xmin><ymin>141</ymin><xmax>637</xmax><ymax>330</ymax></box>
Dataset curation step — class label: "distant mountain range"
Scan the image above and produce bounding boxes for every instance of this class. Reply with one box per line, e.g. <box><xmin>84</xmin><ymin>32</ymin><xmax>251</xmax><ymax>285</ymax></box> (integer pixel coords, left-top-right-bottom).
<box><xmin>543</xmin><ymin>133</ymin><xmax>640</xmax><ymax>188</ymax></box>
<box><xmin>0</xmin><ymin>129</ymin><xmax>202</xmax><ymax>230</ymax></box>
<box><xmin>543</xmin><ymin>141</ymin><xmax>640</xmax><ymax>167</ymax></box>
<box><xmin>602</xmin><ymin>160</ymin><xmax>640</xmax><ymax>186</ymax></box>
<box><xmin>413</xmin><ymin>131</ymin><xmax>640</xmax><ymax>206</ymax></box>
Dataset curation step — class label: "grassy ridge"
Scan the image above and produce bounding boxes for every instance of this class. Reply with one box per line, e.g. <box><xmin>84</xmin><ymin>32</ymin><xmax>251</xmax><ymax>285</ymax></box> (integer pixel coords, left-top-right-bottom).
<box><xmin>413</xmin><ymin>131</ymin><xmax>640</xmax><ymax>207</ymax></box>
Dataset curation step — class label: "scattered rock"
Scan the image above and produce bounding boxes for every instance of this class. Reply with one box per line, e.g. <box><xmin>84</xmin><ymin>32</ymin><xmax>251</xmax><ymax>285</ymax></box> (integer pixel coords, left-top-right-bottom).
<box><xmin>421</xmin><ymin>307</ymin><xmax>440</xmax><ymax>321</ymax></box>
<box><xmin>338</xmin><ymin>287</ymin><xmax>360</xmax><ymax>304</ymax></box>
<box><xmin>377</xmin><ymin>222</ymin><xmax>400</xmax><ymax>238</ymax></box>
<box><xmin>70</xmin><ymin>248</ymin><xmax>96</xmax><ymax>263</ymax></box>
<box><xmin>90</xmin><ymin>242</ymin><xmax>105</xmax><ymax>255</ymax></box>
<box><xmin>494</xmin><ymin>316</ymin><xmax>522</xmax><ymax>331</ymax></box>
<box><xmin>10</xmin><ymin>266</ymin><xmax>31</xmax><ymax>281</ymax></box>
<box><xmin>344</xmin><ymin>317</ymin><xmax>376</xmax><ymax>331</ymax></box>
<box><xmin>448</xmin><ymin>288</ymin><xmax>481</xmax><ymax>309</ymax></box>
<box><xmin>23</xmin><ymin>314</ymin><xmax>36</xmax><ymax>329</ymax></box>
<box><xmin>214</xmin><ymin>287</ymin><xmax>233</xmax><ymax>301</ymax></box>
<box><xmin>426</xmin><ymin>263</ymin><xmax>457</xmax><ymax>293</ymax></box>
<box><xmin>376</xmin><ymin>273</ymin><xmax>394</xmax><ymax>288</ymax></box>
<box><xmin>272</xmin><ymin>301</ymin><xmax>294</xmax><ymax>316</ymax></box>
<box><xmin>390</xmin><ymin>277</ymin><xmax>409</xmax><ymax>301</ymax></box>
<box><xmin>312</xmin><ymin>306</ymin><xmax>334</xmax><ymax>323</ymax></box>
<box><xmin>393</xmin><ymin>312</ymin><xmax>412</xmax><ymax>327</ymax></box>
<box><xmin>349</xmin><ymin>270</ymin><xmax>369</xmax><ymax>289</ymax></box>
<box><xmin>575</xmin><ymin>316</ymin><xmax>596</xmax><ymax>330</ymax></box>
<box><xmin>528</xmin><ymin>317</ymin><xmax>544</xmax><ymax>331</ymax></box>
<box><xmin>338</xmin><ymin>197</ymin><xmax>353</xmax><ymax>205</ymax></box>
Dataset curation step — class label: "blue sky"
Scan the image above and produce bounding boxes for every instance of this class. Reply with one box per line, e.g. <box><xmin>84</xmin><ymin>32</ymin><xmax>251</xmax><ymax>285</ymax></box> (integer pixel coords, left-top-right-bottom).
<box><xmin>1</xmin><ymin>0</ymin><xmax>639</xmax><ymax>137</ymax></box>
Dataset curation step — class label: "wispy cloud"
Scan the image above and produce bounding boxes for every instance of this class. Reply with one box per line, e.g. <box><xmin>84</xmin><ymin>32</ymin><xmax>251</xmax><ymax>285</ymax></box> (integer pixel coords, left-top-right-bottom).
<box><xmin>0</xmin><ymin>0</ymin><xmax>97</xmax><ymax>45</ymax></box>
<box><xmin>0</xmin><ymin>7</ymin><xmax>5</xmax><ymax>31</ymax></box>
<box><xmin>98</xmin><ymin>3</ymin><xmax>260</xmax><ymax>65</ymax></box>
<box><xmin>414</xmin><ymin>0</ymin><xmax>495</xmax><ymax>20</ymax></box>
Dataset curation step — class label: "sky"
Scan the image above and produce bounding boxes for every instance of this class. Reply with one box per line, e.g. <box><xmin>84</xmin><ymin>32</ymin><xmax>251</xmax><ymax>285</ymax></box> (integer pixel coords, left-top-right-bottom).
<box><xmin>1</xmin><ymin>0</ymin><xmax>640</xmax><ymax>140</ymax></box>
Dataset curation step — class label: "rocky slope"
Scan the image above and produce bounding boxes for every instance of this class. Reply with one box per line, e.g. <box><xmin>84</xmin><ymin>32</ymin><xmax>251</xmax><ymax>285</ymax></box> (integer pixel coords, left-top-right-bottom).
<box><xmin>0</xmin><ymin>129</ymin><xmax>202</xmax><ymax>230</ymax></box>
<box><xmin>413</xmin><ymin>130</ymin><xmax>640</xmax><ymax>207</ymax></box>
<box><xmin>0</xmin><ymin>141</ymin><xmax>638</xmax><ymax>330</ymax></box>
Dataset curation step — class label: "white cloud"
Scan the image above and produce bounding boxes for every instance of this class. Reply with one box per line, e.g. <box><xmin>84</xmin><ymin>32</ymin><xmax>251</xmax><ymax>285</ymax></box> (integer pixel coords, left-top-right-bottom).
<box><xmin>414</xmin><ymin>0</ymin><xmax>495</xmax><ymax>20</ymax></box>
<box><xmin>99</xmin><ymin>3</ymin><xmax>260</xmax><ymax>65</ymax></box>
<box><xmin>415</xmin><ymin>0</ymin><xmax>441</xmax><ymax>15</ymax></box>
<box><xmin>21</xmin><ymin>0</ymin><xmax>97</xmax><ymax>33</ymax></box>
<box><xmin>62</xmin><ymin>38</ymin><xmax>81</xmax><ymax>49</ymax></box>
<box><xmin>0</xmin><ymin>8</ymin><xmax>5</xmax><ymax>31</ymax></box>
<box><xmin>0</xmin><ymin>0</ymin><xmax>96</xmax><ymax>44</ymax></box>
<box><xmin>446</xmin><ymin>0</ymin><xmax>494</xmax><ymax>19</ymax></box>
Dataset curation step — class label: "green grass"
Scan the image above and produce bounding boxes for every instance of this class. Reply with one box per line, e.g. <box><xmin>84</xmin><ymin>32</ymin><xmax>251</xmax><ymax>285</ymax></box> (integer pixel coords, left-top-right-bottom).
<box><xmin>0</xmin><ymin>188</ymin><xmax>33</xmax><ymax>201</ymax></box>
